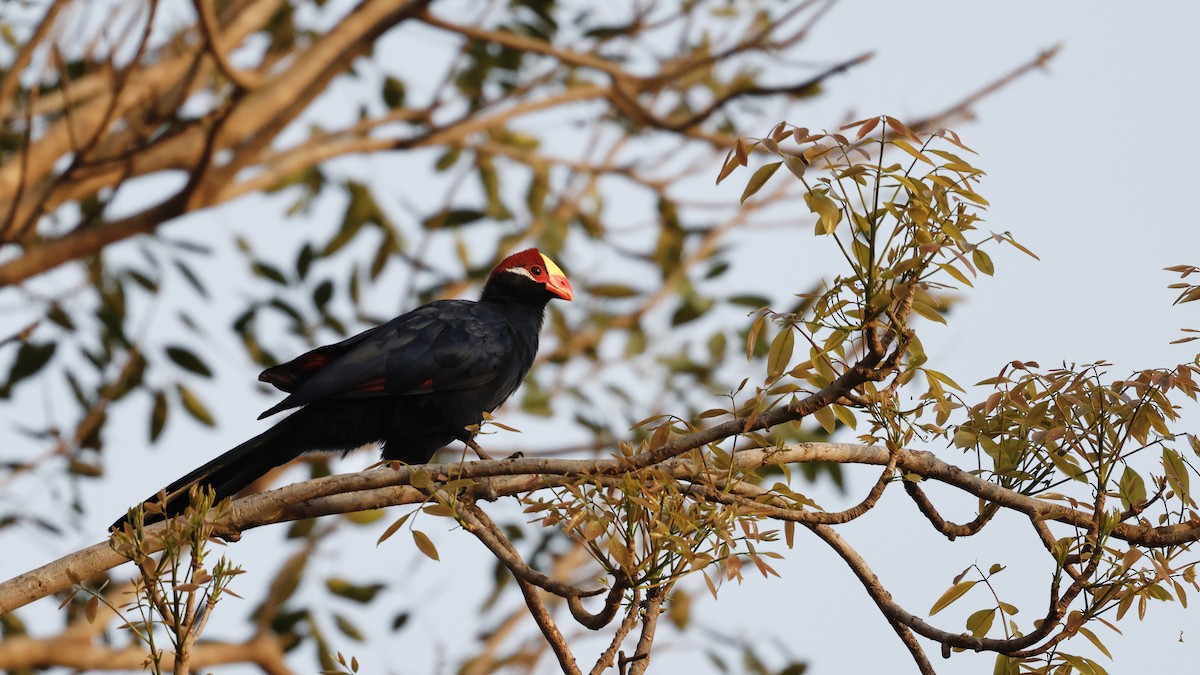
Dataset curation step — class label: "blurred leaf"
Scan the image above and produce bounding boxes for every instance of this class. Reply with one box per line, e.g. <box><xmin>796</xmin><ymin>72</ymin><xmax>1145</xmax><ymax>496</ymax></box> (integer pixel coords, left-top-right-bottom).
<box><xmin>3</xmin><ymin>342</ymin><xmax>56</xmax><ymax>395</ymax></box>
<box><xmin>333</xmin><ymin>613</ymin><xmax>365</xmax><ymax>641</ymax></box>
<box><xmin>382</xmin><ymin>76</ymin><xmax>406</xmax><ymax>109</ymax></box>
<box><xmin>176</xmin><ymin>384</ymin><xmax>215</xmax><ymax>426</ymax></box>
<box><xmin>251</xmin><ymin>261</ymin><xmax>288</xmax><ymax>285</ymax></box>
<box><xmin>166</xmin><ymin>346</ymin><xmax>213</xmax><ymax>378</ymax></box>
<box><xmin>313</xmin><ymin>280</ymin><xmax>335</xmax><ymax>312</ymax></box>
<box><xmin>326</xmin><ymin>578</ymin><xmax>386</xmax><ymax>603</ymax></box>
<box><xmin>588</xmin><ymin>284</ymin><xmax>641</xmax><ymax>299</ymax></box>
<box><xmin>149</xmin><ymin>389</ymin><xmax>169</xmax><ymax>442</ymax></box>
<box><xmin>423</xmin><ymin>209</ymin><xmax>487</xmax><ymax>229</ymax></box>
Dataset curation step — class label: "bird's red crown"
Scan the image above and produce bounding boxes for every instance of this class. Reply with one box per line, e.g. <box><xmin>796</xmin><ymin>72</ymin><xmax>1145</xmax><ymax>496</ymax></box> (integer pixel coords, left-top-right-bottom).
<box><xmin>491</xmin><ymin>248</ymin><xmax>573</xmax><ymax>301</ymax></box>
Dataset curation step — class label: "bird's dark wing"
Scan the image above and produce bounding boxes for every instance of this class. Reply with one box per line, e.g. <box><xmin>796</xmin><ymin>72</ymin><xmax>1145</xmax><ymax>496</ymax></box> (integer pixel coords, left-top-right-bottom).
<box><xmin>259</xmin><ymin>324</ymin><xmax>387</xmax><ymax>393</ymax></box>
<box><xmin>257</xmin><ymin>301</ymin><xmax>514</xmax><ymax>419</ymax></box>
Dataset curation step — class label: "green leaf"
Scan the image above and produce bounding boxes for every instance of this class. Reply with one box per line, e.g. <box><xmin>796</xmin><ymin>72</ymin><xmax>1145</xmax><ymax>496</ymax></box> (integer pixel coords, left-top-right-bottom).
<box><xmin>434</xmin><ymin>147</ymin><xmax>461</xmax><ymax>172</ymax></box>
<box><xmin>728</xmin><ymin>294</ymin><xmax>771</xmax><ymax>308</ymax></box>
<box><xmin>952</xmin><ymin>429</ymin><xmax>976</xmax><ymax>449</ymax></box>
<box><xmin>382</xmin><ymin>76</ymin><xmax>406</xmax><ymax>109</ymax></box>
<box><xmin>812</xmin><ymin>405</ymin><xmax>836</xmax><ymax>434</ymax></box>
<box><xmin>929</xmin><ymin>580</ymin><xmax>976</xmax><ymax>615</ymax></box>
<box><xmin>313</xmin><ymin>280</ymin><xmax>334</xmax><ymax>311</ymax></box>
<box><xmin>972</xmin><ymin>249</ymin><xmax>995</xmax><ymax>276</ymax></box>
<box><xmin>3</xmin><ymin>342</ymin><xmax>56</xmax><ymax>394</ymax></box>
<box><xmin>1077</xmin><ymin>625</ymin><xmax>1112</xmax><ymax>660</ymax></box>
<box><xmin>413</xmin><ymin>530</ymin><xmax>440</xmax><ymax>561</ymax></box>
<box><xmin>326</xmin><ymin>183</ymin><xmax>376</xmax><ymax>255</ymax></box>
<box><xmin>423</xmin><ymin>209</ymin><xmax>487</xmax><ymax>229</ymax></box>
<box><xmin>804</xmin><ymin>190</ymin><xmax>842</xmax><ymax>234</ymax></box>
<box><xmin>165</xmin><ymin>346</ymin><xmax>213</xmax><ymax>378</ymax></box>
<box><xmin>1118</xmin><ymin>465</ymin><xmax>1147</xmax><ymax>511</ymax></box>
<box><xmin>587</xmin><ymin>284</ymin><xmax>641</xmax><ymax>299</ymax></box>
<box><xmin>149</xmin><ymin>389</ymin><xmax>169</xmax><ymax>442</ymax></box>
<box><xmin>889</xmin><ymin>138</ymin><xmax>934</xmax><ymax>165</ymax></box>
<box><xmin>251</xmin><ymin>261</ymin><xmax>288</xmax><ymax>285</ymax></box>
<box><xmin>746</xmin><ymin>313</ymin><xmax>766</xmax><ymax>361</ymax></box>
<box><xmin>966</xmin><ymin>607</ymin><xmax>996</xmax><ymax>637</ymax></box>
<box><xmin>830</xmin><ymin>403</ymin><xmax>856</xmax><ymax>430</ymax></box>
<box><xmin>740</xmin><ymin>161</ymin><xmax>782</xmax><ymax>203</ymax></box>
<box><xmin>911</xmin><ymin>301</ymin><xmax>947</xmax><ymax>325</ymax></box>
<box><xmin>176</xmin><ymin>384</ymin><xmax>215</xmax><ymax>426</ymax></box>
<box><xmin>326</xmin><ymin>578</ymin><xmax>386</xmax><ymax>603</ymax></box>
<box><xmin>766</xmin><ymin>327</ymin><xmax>795</xmax><ymax>380</ymax></box>
<box><xmin>671</xmin><ymin>296</ymin><xmax>714</xmax><ymax>326</ymax></box>
<box><xmin>1048</xmin><ymin>451</ymin><xmax>1086</xmax><ymax>482</ymax></box>
<box><xmin>1163</xmin><ymin>447</ymin><xmax>1190</xmax><ymax>501</ymax></box>
<box><xmin>333</xmin><ymin>613</ymin><xmax>365</xmax><ymax>641</ymax></box>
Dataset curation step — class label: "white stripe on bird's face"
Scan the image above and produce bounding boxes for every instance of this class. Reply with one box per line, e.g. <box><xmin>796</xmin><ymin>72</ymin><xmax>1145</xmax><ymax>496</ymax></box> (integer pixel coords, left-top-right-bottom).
<box><xmin>505</xmin><ymin>266</ymin><xmax>536</xmax><ymax>282</ymax></box>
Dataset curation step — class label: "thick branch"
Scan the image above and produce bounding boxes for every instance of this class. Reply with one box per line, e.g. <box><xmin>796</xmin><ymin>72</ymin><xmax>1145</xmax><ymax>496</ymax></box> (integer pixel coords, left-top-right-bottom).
<box><xmin>0</xmin><ymin>633</ymin><xmax>291</xmax><ymax>673</ymax></box>
<box><xmin>4</xmin><ymin>443</ymin><xmax>1196</xmax><ymax>615</ymax></box>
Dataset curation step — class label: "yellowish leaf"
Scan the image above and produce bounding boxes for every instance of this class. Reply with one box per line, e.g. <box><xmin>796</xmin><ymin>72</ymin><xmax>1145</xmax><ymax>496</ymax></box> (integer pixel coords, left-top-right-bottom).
<box><xmin>376</xmin><ymin>512</ymin><xmax>411</xmax><ymax>545</ymax></box>
<box><xmin>741</xmin><ymin>162</ymin><xmax>782</xmax><ymax>203</ymax></box>
<box><xmin>890</xmin><ymin>139</ymin><xmax>934</xmax><ymax>165</ymax></box>
<box><xmin>812</xmin><ymin>405</ymin><xmax>836</xmax><ymax>434</ymax></box>
<box><xmin>884</xmin><ymin>116</ymin><xmax>920</xmax><ymax>141</ymax></box>
<box><xmin>767</xmin><ymin>327</ymin><xmax>795</xmax><ymax>380</ymax></box>
<box><xmin>929</xmin><ymin>580</ymin><xmax>976</xmax><ymax>615</ymax></box>
<box><xmin>413</xmin><ymin>530</ymin><xmax>440</xmax><ymax>561</ymax></box>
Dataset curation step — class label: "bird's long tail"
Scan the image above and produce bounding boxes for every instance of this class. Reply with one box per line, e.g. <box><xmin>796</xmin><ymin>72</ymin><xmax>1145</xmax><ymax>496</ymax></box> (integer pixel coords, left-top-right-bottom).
<box><xmin>111</xmin><ymin>415</ymin><xmax>309</xmax><ymax>531</ymax></box>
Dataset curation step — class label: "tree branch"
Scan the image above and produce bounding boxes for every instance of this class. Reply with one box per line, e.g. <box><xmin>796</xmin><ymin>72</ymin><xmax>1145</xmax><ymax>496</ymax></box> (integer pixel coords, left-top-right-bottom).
<box><xmin>5</xmin><ymin>442</ymin><xmax>1196</xmax><ymax>615</ymax></box>
<box><xmin>902</xmin><ymin>479</ymin><xmax>1000</xmax><ymax>539</ymax></box>
<box><xmin>191</xmin><ymin>0</ymin><xmax>263</xmax><ymax>90</ymax></box>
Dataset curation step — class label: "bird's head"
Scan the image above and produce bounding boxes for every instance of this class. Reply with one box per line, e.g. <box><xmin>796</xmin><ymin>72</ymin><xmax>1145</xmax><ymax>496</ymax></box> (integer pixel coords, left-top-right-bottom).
<box><xmin>483</xmin><ymin>248</ymin><xmax>574</xmax><ymax>303</ymax></box>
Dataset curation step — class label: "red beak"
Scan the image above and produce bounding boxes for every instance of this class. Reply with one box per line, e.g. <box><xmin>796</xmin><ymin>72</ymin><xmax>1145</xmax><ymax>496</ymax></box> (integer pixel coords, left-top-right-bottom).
<box><xmin>546</xmin><ymin>272</ymin><xmax>573</xmax><ymax>301</ymax></box>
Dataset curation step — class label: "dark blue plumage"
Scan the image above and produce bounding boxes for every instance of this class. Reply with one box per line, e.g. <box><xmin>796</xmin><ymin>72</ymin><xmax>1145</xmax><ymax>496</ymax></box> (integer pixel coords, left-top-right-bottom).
<box><xmin>113</xmin><ymin>249</ymin><xmax>571</xmax><ymax>529</ymax></box>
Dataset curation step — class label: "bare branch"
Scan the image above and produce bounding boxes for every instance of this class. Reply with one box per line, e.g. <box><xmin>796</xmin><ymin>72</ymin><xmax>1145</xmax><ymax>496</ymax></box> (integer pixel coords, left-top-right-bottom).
<box><xmin>902</xmin><ymin>479</ymin><xmax>1000</xmax><ymax>539</ymax></box>
<box><xmin>622</xmin><ymin>586</ymin><xmax>666</xmax><ymax>675</ymax></box>
<box><xmin>191</xmin><ymin>0</ymin><xmax>263</xmax><ymax>90</ymax></box>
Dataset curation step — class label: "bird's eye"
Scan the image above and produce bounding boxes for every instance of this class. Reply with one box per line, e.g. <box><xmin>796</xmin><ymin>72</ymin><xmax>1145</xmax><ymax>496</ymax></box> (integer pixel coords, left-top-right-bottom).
<box><xmin>531</xmin><ymin>265</ymin><xmax>543</xmax><ymax>276</ymax></box>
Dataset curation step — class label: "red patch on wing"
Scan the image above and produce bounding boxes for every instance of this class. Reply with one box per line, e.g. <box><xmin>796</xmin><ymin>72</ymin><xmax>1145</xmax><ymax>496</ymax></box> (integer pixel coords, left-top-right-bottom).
<box><xmin>296</xmin><ymin>353</ymin><xmax>332</xmax><ymax>370</ymax></box>
<box><xmin>354</xmin><ymin>377</ymin><xmax>388</xmax><ymax>393</ymax></box>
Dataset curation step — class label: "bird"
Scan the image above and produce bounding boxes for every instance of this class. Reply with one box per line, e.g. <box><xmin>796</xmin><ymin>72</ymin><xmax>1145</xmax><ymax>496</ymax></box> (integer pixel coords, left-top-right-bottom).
<box><xmin>112</xmin><ymin>248</ymin><xmax>572</xmax><ymax>530</ymax></box>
